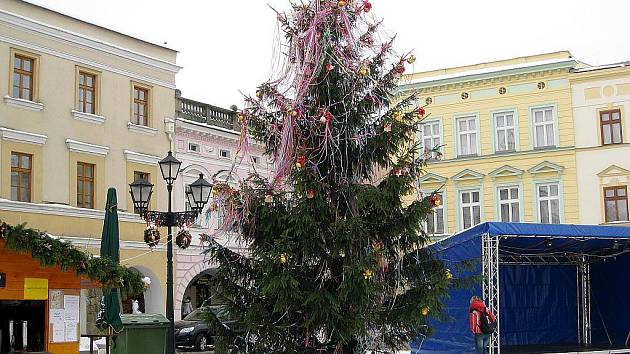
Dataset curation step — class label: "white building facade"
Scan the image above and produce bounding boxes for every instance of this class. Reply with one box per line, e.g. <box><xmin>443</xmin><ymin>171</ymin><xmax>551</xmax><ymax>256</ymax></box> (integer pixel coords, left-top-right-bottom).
<box><xmin>173</xmin><ymin>91</ymin><xmax>270</xmax><ymax>319</ymax></box>
<box><xmin>571</xmin><ymin>63</ymin><xmax>630</xmax><ymax>226</ymax></box>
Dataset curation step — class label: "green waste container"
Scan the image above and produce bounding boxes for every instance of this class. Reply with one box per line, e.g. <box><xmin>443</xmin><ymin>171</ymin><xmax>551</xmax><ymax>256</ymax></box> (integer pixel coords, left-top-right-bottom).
<box><xmin>112</xmin><ymin>314</ymin><xmax>170</xmax><ymax>354</ymax></box>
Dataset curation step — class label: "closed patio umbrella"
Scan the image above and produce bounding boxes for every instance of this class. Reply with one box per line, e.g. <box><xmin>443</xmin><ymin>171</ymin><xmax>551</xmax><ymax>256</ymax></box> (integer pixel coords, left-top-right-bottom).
<box><xmin>98</xmin><ymin>188</ymin><xmax>123</xmax><ymax>335</ymax></box>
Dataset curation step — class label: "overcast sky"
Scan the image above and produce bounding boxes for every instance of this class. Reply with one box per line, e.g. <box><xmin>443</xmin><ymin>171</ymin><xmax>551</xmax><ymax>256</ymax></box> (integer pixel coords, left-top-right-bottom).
<box><xmin>29</xmin><ymin>0</ymin><xmax>630</xmax><ymax>109</ymax></box>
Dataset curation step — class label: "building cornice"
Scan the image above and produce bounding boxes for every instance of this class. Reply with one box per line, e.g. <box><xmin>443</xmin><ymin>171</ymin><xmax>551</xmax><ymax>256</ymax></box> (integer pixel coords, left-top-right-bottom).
<box><xmin>3</xmin><ymin>95</ymin><xmax>44</xmax><ymax>111</ymax></box>
<box><xmin>0</xmin><ymin>126</ymin><xmax>47</xmax><ymax>145</ymax></box>
<box><xmin>124</xmin><ymin>149</ymin><xmax>160</xmax><ymax>166</ymax></box>
<box><xmin>71</xmin><ymin>110</ymin><xmax>106</xmax><ymax>124</ymax></box>
<box><xmin>127</xmin><ymin>122</ymin><xmax>158</xmax><ymax>136</ymax></box>
<box><xmin>65</xmin><ymin>139</ymin><xmax>109</xmax><ymax>156</ymax></box>
<box><xmin>398</xmin><ymin>59</ymin><xmax>576</xmax><ymax>93</ymax></box>
<box><xmin>0</xmin><ymin>198</ymin><xmax>143</xmax><ymax>224</ymax></box>
<box><xmin>0</xmin><ymin>34</ymin><xmax>176</xmax><ymax>89</ymax></box>
<box><xmin>0</xmin><ymin>9</ymin><xmax>181</xmax><ymax>74</ymax></box>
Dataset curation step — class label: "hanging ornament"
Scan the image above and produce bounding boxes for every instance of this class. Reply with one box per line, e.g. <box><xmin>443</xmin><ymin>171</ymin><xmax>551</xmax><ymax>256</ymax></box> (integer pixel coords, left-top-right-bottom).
<box><xmin>325</xmin><ymin>63</ymin><xmax>335</xmax><ymax>73</ymax></box>
<box><xmin>175</xmin><ymin>227</ymin><xmax>192</xmax><ymax>250</ymax></box>
<box><xmin>320</xmin><ymin>111</ymin><xmax>333</xmax><ymax>124</ymax></box>
<box><xmin>199</xmin><ymin>233</ymin><xmax>211</xmax><ymax>244</ymax></box>
<box><xmin>256</xmin><ymin>90</ymin><xmax>263</xmax><ymax>98</ymax></box>
<box><xmin>445</xmin><ymin>269</ymin><xmax>453</xmax><ymax>279</ymax></box>
<box><xmin>306</xmin><ymin>189</ymin><xmax>316</xmax><ymax>199</ymax></box>
<box><xmin>383</xmin><ymin>123</ymin><xmax>392</xmax><ymax>132</ymax></box>
<box><xmin>237</xmin><ymin>112</ymin><xmax>246</xmax><ymax>123</ymax></box>
<box><xmin>421</xmin><ymin>307</ymin><xmax>430</xmax><ymax>316</ymax></box>
<box><xmin>264</xmin><ymin>193</ymin><xmax>274</xmax><ymax>203</ymax></box>
<box><xmin>407</xmin><ymin>54</ymin><xmax>416</xmax><ymax>64</ymax></box>
<box><xmin>0</xmin><ymin>221</ymin><xmax>7</xmax><ymax>238</ymax></box>
<box><xmin>363</xmin><ymin>0</ymin><xmax>372</xmax><ymax>12</ymax></box>
<box><xmin>296</xmin><ymin>155</ymin><xmax>307</xmax><ymax>169</ymax></box>
<box><xmin>358</xmin><ymin>66</ymin><xmax>370</xmax><ymax>77</ymax></box>
<box><xmin>279</xmin><ymin>253</ymin><xmax>288</xmax><ymax>265</ymax></box>
<box><xmin>144</xmin><ymin>224</ymin><xmax>160</xmax><ymax>247</ymax></box>
<box><xmin>337</xmin><ymin>0</ymin><xmax>347</xmax><ymax>7</ymax></box>
<box><xmin>393</xmin><ymin>168</ymin><xmax>403</xmax><ymax>177</ymax></box>
<box><xmin>417</xmin><ymin>107</ymin><xmax>426</xmax><ymax>118</ymax></box>
<box><xmin>363</xmin><ymin>269</ymin><xmax>374</xmax><ymax>280</ymax></box>
<box><xmin>429</xmin><ymin>194</ymin><xmax>441</xmax><ymax>207</ymax></box>
<box><xmin>395</xmin><ymin>64</ymin><xmax>405</xmax><ymax>74</ymax></box>
<box><xmin>392</xmin><ymin>111</ymin><xmax>403</xmax><ymax>122</ymax></box>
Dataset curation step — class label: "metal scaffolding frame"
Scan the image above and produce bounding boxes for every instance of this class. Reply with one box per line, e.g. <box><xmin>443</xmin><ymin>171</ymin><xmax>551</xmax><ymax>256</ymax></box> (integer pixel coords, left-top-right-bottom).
<box><xmin>482</xmin><ymin>233</ymin><xmax>500</xmax><ymax>354</ymax></box>
<box><xmin>577</xmin><ymin>257</ymin><xmax>591</xmax><ymax>346</ymax></box>
<box><xmin>484</xmin><ymin>236</ymin><xmax>604</xmax><ymax>353</ymax></box>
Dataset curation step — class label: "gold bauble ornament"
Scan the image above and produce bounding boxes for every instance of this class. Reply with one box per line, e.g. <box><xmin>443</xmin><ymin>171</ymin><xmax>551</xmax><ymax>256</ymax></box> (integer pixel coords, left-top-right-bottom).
<box><xmin>406</xmin><ymin>55</ymin><xmax>416</xmax><ymax>64</ymax></box>
<box><xmin>256</xmin><ymin>90</ymin><xmax>263</xmax><ymax>98</ymax></box>
<box><xmin>279</xmin><ymin>253</ymin><xmax>288</xmax><ymax>264</ymax></box>
<box><xmin>338</xmin><ymin>0</ymin><xmax>347</xmax><ymax>6</ymax></box>
<box><xmin>358</xmin><ymin>66</ymin><xmax>369</xmax><ymax>77</ymax></box>
<box><xmin>295</xmin><ymin>162</ymin><xmax>302</xmax><ymax>169</ymax></box>
<box><xmin>421</xmin><ymin>307</ymin><xmax>430</xmax><ymax>316</ymax></box>
<box><xmin>363</xmin><ymin>269</ymin><xmax>373</xmax><ymax>280</ymax></box>
<box><xmin>393</xmin><ymin>111</ymin><xmax>403</xmax><ymax>122</ymax></box>
<box><xmin>446</xmin><ymin>269</ymin><xmax>453</xmax><ymax>279</ymax></box>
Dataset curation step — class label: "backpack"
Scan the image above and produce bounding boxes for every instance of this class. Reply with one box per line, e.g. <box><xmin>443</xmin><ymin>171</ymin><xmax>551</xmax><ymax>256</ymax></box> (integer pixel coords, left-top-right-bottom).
<box><xmin>478</xmin><ymin>309</ymin><xmax>497</xmax><ymax>334</ymax></box>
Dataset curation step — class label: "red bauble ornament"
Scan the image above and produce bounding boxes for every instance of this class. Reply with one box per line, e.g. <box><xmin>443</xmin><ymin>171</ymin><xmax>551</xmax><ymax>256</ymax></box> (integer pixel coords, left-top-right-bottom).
<box><xmin>393</xmin><ymin>168</ymin><xmax>403</xmax><ymax>177</ymax></box>
<box><xmin>363</xmin><ymin>1</ymin><xmax>372</xmax><ymax>12</ymax></box>
<box><xmin>296</xmin><ymin>155</ymin><xmax>307</xmax><ymax>168</ymax></box>
<box><xmin>320</xmin><ymin>111</ymin><xmax>333</xmax><ymax>124</ymax></box>
<box><xmin>306</xmin><ymin>189</ymin><xmax>316</xmax><ymax>199</ymax></box>
<box><xmin>417</xmin><ymin>107</ymin><xmax>426</xmax><ymax>117</ymax></box>
<box><xmin>325</xmin><ymin>63</ymin><xmax>334</xmax><ymax>72</ymax></box>
<box><xmin>384</xmin><ymin>123</ymin><xmax>392</xmax><ymax>132</ymax></box>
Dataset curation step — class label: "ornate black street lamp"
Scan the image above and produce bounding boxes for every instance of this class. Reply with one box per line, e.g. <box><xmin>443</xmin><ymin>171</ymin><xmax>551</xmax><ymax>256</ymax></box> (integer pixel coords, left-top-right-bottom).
<box><xmin>129</xmin><ymin>151</ymin><xmax>211</xmax><ymax>354</ymax></box>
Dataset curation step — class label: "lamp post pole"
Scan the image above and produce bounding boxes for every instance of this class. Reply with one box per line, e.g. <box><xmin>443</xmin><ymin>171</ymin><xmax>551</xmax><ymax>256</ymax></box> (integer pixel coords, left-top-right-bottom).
<box><xmin>165</xmin><ymin>183</ymin><xmax>175</xmax><ymax>354</ymax></box>
<box><xmin>129</xmin><ymin>151</ymin><xmax>213</xmax><ymax>354</ymax></box>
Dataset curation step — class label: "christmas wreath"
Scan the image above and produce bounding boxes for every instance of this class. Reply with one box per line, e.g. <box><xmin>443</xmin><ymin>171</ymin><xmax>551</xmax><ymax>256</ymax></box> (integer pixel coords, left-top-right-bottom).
<box><xmin>175</xmin><ymin>227</ymin><xmax>192</xmax><ymax>250</ymax></box>
<box><xmin>144</xmin><ymin>224</ymin><xmax>161</xmax><ymax>247</ymax></box>
<box><xmin>0</xmin><ymin>219</ymin><xmax>144</xmax><ymax>298</ymax></box>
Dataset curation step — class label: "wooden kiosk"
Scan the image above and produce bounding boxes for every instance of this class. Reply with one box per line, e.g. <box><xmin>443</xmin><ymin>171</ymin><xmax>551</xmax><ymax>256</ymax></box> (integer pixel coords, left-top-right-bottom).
<box><xmin>0</xmin><ymin>240</ymin><xmax>89</xmax><ymax>354</ymax></box>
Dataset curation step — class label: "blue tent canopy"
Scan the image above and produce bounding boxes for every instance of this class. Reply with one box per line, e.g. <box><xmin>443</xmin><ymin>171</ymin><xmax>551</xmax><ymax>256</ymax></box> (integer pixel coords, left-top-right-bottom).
<box><xmin>415</xmin><ymin>222</ymin><xmax>630</xmax><ymax>353</ymax></box>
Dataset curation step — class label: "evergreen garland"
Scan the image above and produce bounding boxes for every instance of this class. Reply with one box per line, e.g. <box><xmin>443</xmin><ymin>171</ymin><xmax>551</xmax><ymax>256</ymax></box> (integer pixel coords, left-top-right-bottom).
<box><xmin>0</xmin><ymin>219</ymin><xmax>144</xmax><ymax>298</ymax></box>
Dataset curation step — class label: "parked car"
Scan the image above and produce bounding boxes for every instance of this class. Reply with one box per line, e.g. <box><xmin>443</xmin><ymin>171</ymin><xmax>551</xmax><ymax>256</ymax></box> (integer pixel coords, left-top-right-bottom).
<box><xmin>175</xmin><ymin>307</ymin><xmax>215</xmax><ymax>351</ymax></box>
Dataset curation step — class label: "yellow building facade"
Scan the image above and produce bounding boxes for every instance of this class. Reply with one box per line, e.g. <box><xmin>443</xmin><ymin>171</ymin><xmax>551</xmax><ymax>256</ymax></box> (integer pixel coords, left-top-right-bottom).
<box><xmin>0</xmin><ymin>0</ymin><xmax>179</xmax><ymax>327</ymax></box>
<box><xmin>399</xmin><ymin>51</ymin><xmax>580</xmax><ymax>237</ymax></box>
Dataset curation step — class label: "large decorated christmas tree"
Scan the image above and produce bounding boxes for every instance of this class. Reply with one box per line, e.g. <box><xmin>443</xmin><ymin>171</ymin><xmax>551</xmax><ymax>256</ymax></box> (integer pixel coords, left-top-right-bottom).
<box><xmin>205</xmin><ymin>1</ymin><xmax>453</xmax><ymax>352</ymax></box>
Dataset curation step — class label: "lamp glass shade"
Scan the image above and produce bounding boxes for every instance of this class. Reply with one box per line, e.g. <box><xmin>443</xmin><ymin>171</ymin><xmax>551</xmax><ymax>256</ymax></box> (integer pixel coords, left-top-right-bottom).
<box><xmin>158</xmin><ymin>151</ymin><xmax>182</xmax><ymax>184</ymax></box>
<box><xmin>129</xmin><ymin>177</ymin><xmax>153</xmax><ymax>213</ymax></box>
<box><xmin>190</xmin><ymin>174</ymin><xmax>212</xmax><ymax>209</ymax></box>
<box><xmin>185</xmin><ymin>186</ymin><xmax>197</xmax><ymax>211</ymax></box>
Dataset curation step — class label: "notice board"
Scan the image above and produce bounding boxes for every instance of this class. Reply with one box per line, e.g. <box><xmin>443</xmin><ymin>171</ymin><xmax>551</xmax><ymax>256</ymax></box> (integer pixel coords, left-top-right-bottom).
<box><xmin>48</xmin><ymin>289</ymin><xmax>80</xmax><ymax>343</ymax></box>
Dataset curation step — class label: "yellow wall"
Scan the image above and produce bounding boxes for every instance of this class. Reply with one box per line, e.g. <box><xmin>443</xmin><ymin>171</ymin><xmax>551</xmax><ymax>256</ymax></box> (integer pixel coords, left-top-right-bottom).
<box><xmin>0</xmin><ymin>1</ymin><xmax>177</xmax><ymax>316</ymax></box>
<box><xmin>400</xmin><ymin>55</ymin><xmax>579</xmax><ymax>235</ymax></box>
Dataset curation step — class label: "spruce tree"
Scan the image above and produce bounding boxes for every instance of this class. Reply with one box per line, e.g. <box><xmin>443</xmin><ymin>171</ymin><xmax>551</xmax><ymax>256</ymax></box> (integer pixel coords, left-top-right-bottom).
<box><xmin>205</xmin><ymin>1</ymin><xmax>452</xmax><ymax>352</ymax></box>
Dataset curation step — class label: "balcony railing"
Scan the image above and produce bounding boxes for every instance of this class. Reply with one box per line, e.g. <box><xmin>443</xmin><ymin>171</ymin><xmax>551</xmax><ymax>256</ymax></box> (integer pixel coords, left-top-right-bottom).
<box><xmin>176</xmin><ymin>94</ymin><xmax>239</xmax><ymax>131</ymax></box>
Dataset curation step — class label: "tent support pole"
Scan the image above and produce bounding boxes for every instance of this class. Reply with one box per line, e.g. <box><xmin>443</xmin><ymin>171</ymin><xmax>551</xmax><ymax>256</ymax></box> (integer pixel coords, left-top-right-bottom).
<box><xmin>482</xmin><ymin>233</ymin><xmax>500</xmax><ymax>354</ymax></box>
<box><xmin>578</xmin><ymin>257</ymin><xmax>591</xmax><ymax>346</ymax></box>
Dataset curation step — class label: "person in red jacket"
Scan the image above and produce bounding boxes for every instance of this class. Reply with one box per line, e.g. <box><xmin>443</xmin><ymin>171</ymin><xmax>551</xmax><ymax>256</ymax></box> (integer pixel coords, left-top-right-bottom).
<box><xmin>469</xmin><ymin>296</ymin><xmax>496</xmax><ymax>354</ymax></box>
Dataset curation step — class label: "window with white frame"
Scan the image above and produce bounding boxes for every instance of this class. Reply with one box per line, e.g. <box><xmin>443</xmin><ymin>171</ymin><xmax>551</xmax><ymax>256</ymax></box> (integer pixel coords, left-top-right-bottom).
<box><xmin>498</xmin><ymin>186</ymin><xmax>520</xmax><ymax>222</ymax></box>
<box><xmin>532</xmin><ymin>106</ymin><xmax>556</xmax><ymax>148</ymax></box>
<box><xmin>425</xmin><ymin>193</ymin><xmax>445</xmax><ymax>235</ymax></box>
<box><xmin>460</xmin><ymin>190</ymin><xmax>481</xmax><ymax>229</ymax></box>
<box><xmin>421</xmin><ymin>121</ymin><xmax>441</xmax><ymax>158</ymax></box>
<box><xmin>494</xmin><ymin>111</ymin><xmax>516</xmax><ymax>152</ymax></box>
<box><xmin>457</xmin><ymin>116</ymin><xmax>478</xmax><ymax>156</ymax></box>
<box><xmin>537</xmin><ymin>183</ymin><xmax>561</xmax><ymax>224</ymax></box>
<box><xmin>188</xmin><ymin>142</ymin><xmax>200</xmax><ymax>152</ymax></box>
<box><xmin>219</xmin><ymin>149</ymin><xmax>231</xmax><ymax>159</ymax></box>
